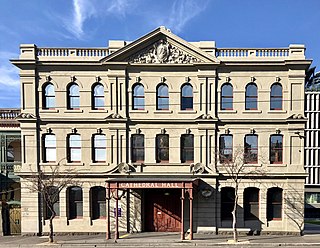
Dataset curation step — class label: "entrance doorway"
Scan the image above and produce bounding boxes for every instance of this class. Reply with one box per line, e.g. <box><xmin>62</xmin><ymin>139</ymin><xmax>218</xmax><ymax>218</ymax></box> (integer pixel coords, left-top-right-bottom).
<box><xmin>144</xmin><ymin>189</ymin><xmax>181</xmax><ymax>232</ymax></box>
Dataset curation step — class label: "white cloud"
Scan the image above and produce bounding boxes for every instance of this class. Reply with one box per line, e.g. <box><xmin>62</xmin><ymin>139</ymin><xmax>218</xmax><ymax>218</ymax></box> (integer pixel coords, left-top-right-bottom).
<box><xmin>0</xmin><ymin>51</ymin><xmax>20</xmax><ymax>88</ymax></box>
<box><xmin>156</xmin><ymin>0</ymin><xmax>209</xmax><ymax>33</ymax></box>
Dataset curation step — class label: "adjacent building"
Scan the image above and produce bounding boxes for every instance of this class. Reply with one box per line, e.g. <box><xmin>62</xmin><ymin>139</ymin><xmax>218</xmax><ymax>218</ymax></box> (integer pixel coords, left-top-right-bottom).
<box><xmin>11</xmin><ymin>27</ymin><xmax>311</xmax><ymax>238</ymax></box>
<box><xmin>0</xmin><ymin>108</ymin><xmax>21</xmax><ymax>235</ymax></box>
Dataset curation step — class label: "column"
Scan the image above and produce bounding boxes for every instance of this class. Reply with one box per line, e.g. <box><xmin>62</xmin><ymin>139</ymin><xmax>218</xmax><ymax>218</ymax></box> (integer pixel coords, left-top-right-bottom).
<box><xmin>181</xmin><ymin>187</ymin><xmax>185</xmax><ymax>240</ymax></box>
<box><xmin>106</xmin><ymin>183</ymin><xmax>110</xmax><ymax>240</ymax></box>
<box><xmin>189</xmin><ymin>188</ymin><xmax>193</xmax><ymax>240</ymax></box>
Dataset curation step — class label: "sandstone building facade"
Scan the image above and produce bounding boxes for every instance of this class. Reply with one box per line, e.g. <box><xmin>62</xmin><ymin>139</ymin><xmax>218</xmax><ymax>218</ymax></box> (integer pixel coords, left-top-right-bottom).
<box><xmin>12</xmin><ymin>27</ymin><xmax>311</xmax><ymax>238</ymax></box>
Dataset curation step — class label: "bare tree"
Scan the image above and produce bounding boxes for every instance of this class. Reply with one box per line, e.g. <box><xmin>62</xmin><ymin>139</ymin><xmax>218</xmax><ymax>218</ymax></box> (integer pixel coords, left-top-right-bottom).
<box><xmin>284</xmin><ymin>186</ymin><xmax>305</xmax><ymax>236</ymax></box>
<box><xmin>26</xmin><ymin>164</ymin><xmax>79</xmax><ymax>243</ymax></box>
<box><xmin>218</xmin><ymin>146</ymin><xmax>266</xmax><ymax>242</ymax></box>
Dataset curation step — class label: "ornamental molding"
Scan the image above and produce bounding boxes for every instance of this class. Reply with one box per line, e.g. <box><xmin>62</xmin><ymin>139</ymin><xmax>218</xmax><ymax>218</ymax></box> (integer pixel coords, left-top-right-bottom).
<box><xmin>16</xmin><ymin>113</ymin><xmax>36</xmax><ymax>119</ymax></box>
<box><xmin>127</xmin><ymin>39</ymin><xmax>203</xmax><ymax>64</ymax></box>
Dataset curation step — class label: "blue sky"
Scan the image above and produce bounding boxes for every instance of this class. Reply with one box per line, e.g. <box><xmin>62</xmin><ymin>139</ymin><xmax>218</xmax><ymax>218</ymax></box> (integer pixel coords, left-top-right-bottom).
<box><xmin>0</xmin><ymin>0</ymin><xmax>319</xmax><ymax>108</ymax></box>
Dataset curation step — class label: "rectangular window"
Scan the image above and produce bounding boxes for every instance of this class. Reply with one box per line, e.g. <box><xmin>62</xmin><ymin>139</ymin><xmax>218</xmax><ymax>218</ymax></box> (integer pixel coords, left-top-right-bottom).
<box><xmin>131</xmin><ymin>134</ymin><xmax>144</xmax><ymax>162</ymax></box>
<box><xmin>244</xmin><ymin>135</ymin><xmax>258</xmax><ymax>163</ymax></box>
<box><xmin>93</xmin><ymin>135</ymin><xmax>106</xmax><ymax>162</ymax></box>
<box><xmin>219</xmin><ymin>135</ymin><xmax>233</xmax><ymax>163</ymax></box>
<box><xmin>44</xmin><ymin>135</ymin><xmax>56</xmax><ymax>162</ymax></box>
<box><xmin>181</xmin><ymin>134</ymin><xmax>194</xmax><ymax>163</ymax></box>
<box><xmin>270</xmin><ymin>135</ymin><xmax>283</xmax><ymax>164</ymax></box>
<box><xmin>69</xmin><ymin>135</ymin><xmax>81</xmax><ymax>163</ymax></box>
<box><xmin>156</xmin><ymin>134</ymin><xmax>169</xmax><ymax>162</ymax></box>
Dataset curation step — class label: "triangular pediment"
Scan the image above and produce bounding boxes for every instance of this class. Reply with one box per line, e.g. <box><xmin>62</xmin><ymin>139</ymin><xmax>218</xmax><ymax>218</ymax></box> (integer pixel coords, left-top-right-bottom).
<box><xmin>101</xmin><ymin>27</ymin><xmax>219</xmax><ymax>64</ymax></box>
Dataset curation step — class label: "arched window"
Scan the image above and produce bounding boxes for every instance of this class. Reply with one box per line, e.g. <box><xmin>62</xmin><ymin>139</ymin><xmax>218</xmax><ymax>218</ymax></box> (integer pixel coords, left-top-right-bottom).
<box><xmin>156</xmin><ymin>84</ymin><xmax>169</xmax><ymax>110</ymax></box>
<box><xmin>43</xmin><ymin>83</ymin><xmax>55</xmax><ymax>109</ymax></box>
<box><xmin>181</xmin><ymin>134</ymin><xmax>194</xmax><ymax>163</ymax></box>
<box><xmin>67</xmin><ymin>186</ymin><xmax>83</xmax><ymax>219</ymax></box>
<box><xmin>221</xmin><ymin>83</ymin><xmax>233</xmax><ymax>110</ymax></box>
<box><xmin>219</xmin><ymin>135</ymin><xmax>233</xmax><ymax>163</ymax></box>
<box><xmin>68</xmin><ymin>134</ymin><xmax>81</xmax><ymax>163</ymax></box>
<box><xmin>270</xmin><ymin>83</ymin><xmax>283</xmax><ymax>110</ymax></box>
<box><xmin>132</xmin><ymin>84</ymin><xmax>145</xmax><ymax>110</ymax></box>
<box><xmin>44</xmin><ymin>186</ymin><xmax>60</xmax><ymax>219</ymax></box>
<box><xmin>93</xmin><ymin>134</ymin><xmax>106</xmax><ymax>162</ymax></box>
<box><xmin>244</xmin><ymin>134</ymin><xmax>258</xmax><ymax>163</ymax></box>
<box><xmin>181</xmin><ymin>83</ymin><xmax>193</xmax><ymax>110</ymax></box>
<box><xmin>67</xmin><ymin>83</ymin><xmax>80</xmax><ymax>110</ymax></box>
<box><xmin>267</xmin><ymin>187</ymin><xmax>283</xmax><ymax>221</ymax></box>
<box><xmin>90</xmin><ymin>186</ymin><xmax>106</xmax><ymax>220</ymax></box>
<box><xmin>131</xmin><ymin>134</ymin><xmax>144</xmax><ymax>162</ymax></box>
<box><xmin>92</xmin><ymin>83</ymin><xmax>104</xmax><ymax>110</ymax></box>
<box><xmin>156</xmin><ymin>134</ymin><xmax>169</xmax><ymax>163</ymax></box>
<box><xmin>245</xmin><ymin>83</ymin><xmax>258</xmax><ymax>110</ymax></box>
<box><xmin>270</xmin><ymin>135</ymin><xmax>283</xmax><ymax>164</ymax></box>
<box><xmin>44</xmin><ymin>134</ymin><xmax>56</xmax><ymax>162</ymax></box>
<box><xmin>221</xmin><ymin>187</ymin><xmax>235</xmax><ymax>220</ymax></box>
<box><xmin>244</xmin><ymin>187</ymin><xmax>259</xmax><ymax>220</ymax></box>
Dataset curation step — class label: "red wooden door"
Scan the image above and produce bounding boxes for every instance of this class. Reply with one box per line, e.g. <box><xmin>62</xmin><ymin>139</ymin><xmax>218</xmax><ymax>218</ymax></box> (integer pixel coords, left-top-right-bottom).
<box><xmin>145</xmin><ymin>189</ymin><xmax>181</xmax><ymax>232</ymax></box>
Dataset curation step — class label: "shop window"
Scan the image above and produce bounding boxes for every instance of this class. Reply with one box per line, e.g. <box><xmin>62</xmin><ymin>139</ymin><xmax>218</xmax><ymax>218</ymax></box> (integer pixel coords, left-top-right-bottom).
<box><xmin>67</xmin><ymin>186</ymin><xmax>83</xmax><ymax>219</ymax></box>
<box><xmin>267</xmin><ymin>187</ymin><xmax>282</xmax><ymax>221</ymax></box>
<box><xmin>91</xmin><ymin>186</ymin><xmax>106</xmax><ymax>220</ymax></box>
<box><xmin>244</xmin><ymin>187</ymin><xmax>259</xmax><ymax>220</ymax></box>
<box><xmin>221</xmin><ymin>187</ymin><xmax>235</xmax><ymax>220</ymax></box>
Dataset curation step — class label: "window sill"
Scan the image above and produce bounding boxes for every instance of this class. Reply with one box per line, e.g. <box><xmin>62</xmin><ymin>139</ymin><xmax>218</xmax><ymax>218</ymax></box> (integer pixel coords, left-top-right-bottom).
<box><xmin>154</xmin><ymin>110</ymin><xmax>173</xmax><ymax>114</ymax></box>
<box><xmin>268</xmin><ymin>163</ymin><xmax>287</xmax><ymax>167</ymax></box>
<box><xmin>39</xmin><ymin>162</ymin><xmax>59</xmax><ymax>166</ymax></box>
<box><xmin>90</xmin><ymin>162</ymin><xmax>110</xmax><ymax>166</ymax></box>
<box><xmin>244</xmin><ymin>163</ymin><xmax>262</xmax><ymax>167</ymax></box>
<box><xmin>219</xmin><ymin>110</ymin><xmax>237</xmax><ymax>114</ymax></box>
<box><xmin>130</xmin><ymin>110</ymin><xmax>148</xmax><ymax>113</ymax></box>
<box><xmin>267</xmin><ymin>110</ymin><xmax>287</xmax><ymax>114</ymax></box>
<box><xmin>40</xmin><ymin>109</ymin><xmax>59</xmax><ymax>113</ymax></box>
<box><xmin>178</xmin><ymin>110</ymin><xmax>197</xmax><ymax>114</ymax></box>
<box><xmin>66</xmin><ymin>162</ymin><xmax>84</xmax><ymax>166</ymax></box>
<box><xmin>89</xmin><ymin>110</ymin><xmax>108</xmax><ymax>113</ymax></box>
<box><xmin>242</xmin><ymin>110</ymin><xmax>262</xmax><ymax>114</ymax></box>
<box><xmin>64</xmin><ymin>109</ymin><xmax>83</xmax><ymax>113</ymax></box>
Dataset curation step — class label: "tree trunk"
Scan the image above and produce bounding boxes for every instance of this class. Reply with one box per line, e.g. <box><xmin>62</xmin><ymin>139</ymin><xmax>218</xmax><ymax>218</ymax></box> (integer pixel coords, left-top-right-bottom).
<box><xmin>49</xmin><ymin>213</ymin><xmax>55</xmax><ymax>243</ymax></box>
<box><xmin>232</xmin><ymin>194</ymin><xmax>239</xmax><ymax>242</ymax></box>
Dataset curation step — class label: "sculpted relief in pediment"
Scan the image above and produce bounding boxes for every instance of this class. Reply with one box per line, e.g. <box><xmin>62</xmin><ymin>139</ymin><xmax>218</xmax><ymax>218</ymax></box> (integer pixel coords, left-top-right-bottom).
<box><xmin>126</xmin><ymin>39</ymin><xmax>203</xmax><ymax>64</ymax></box>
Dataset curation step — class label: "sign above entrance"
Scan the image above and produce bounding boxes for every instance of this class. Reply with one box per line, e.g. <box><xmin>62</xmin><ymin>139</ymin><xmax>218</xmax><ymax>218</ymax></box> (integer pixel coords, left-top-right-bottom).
<box><xmin>108</xmin><ymin>180</ymin><xmax>196</xmax><ymax>189</ymax></box>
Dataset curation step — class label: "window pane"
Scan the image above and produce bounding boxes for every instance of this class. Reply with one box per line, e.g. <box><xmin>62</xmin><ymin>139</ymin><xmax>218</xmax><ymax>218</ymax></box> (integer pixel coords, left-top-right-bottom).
<box><xmin>159</xmin><ymin>148</ymin><xmax>169</xmax><ymax>160</ymax></box>
<box><xmin>220</xmin><ymin>135</ymin><xmax>233</xmax><ymax>162</ymax></box>
<box><xmin>134</xmin><ymin>98</ymin><xmax>145</xmax><ymax>109</ymax></box>
<box><xmin>158</xmin><ymin>85</ymin><xmax>168</xmax><ymax>96</ymax></box>
<box><xmin>133</xmin><ymin>84</ymin><xmax>144</xmax><ymax>96</ymax></box>
<box><xmin>46</xmin><ymin>97</ymin><xmax>55</xmax><ymax>109</ymax></box>
<box><xmin>45</xmin><ymin>84</ymin><xmax>55</xmax><ymax>96</ymax></box>
<box><xmin>246</xmin><ymin>84</ymin><xmax>257</xmax><ymax>96</ymax></box>
<box><xmin>181</xmin><ymin>98</ymin><xmax>193</xmax><ymax>110</ymax></box>
<box><xmin>270</xmin><ymin>135</ymin><xmax>283</xmax><ymax>163</ymax></box>
<box><xmin>70</xmin><ymin>135</ymin><xmax>81</xmax><ymax>147</ymax></box>
<box><xmin>222</xmin><ymin>84</ymin><xmax>233</xmax><ymax>97</ymax></box>
<box><xmin>181</xmin><ymin>135</ymin><xmax>194</xmax><ymax>162</ymax></box>
<box><xmin>45</xmin><ymin>135</ymin><xmax>56</xmax><ymax>147</ymax></box>
<box><xmin>221</xmin><ymin>188</ymin><xmax>235</xmax><ymax>220</ymax></box>
<box><xmin>246</xmin><ymin>98</ymin><xmax>257</xmax><ymax>109</ymax></box>
<box><xmin>94</xmin><ymin>97</ymin><xmax>104</xmax><ymax>108</ymax></box>
<box><xmin>132</xmin><ymin>135</ymin><xmax>144</xmax><ymax>162</ymax></box>
<box><xmin>271</xmin><ymin>99</ymin><xmax>282</xmax><ymax>110</ymax></box>
<box><xmin>221</xmin><ymin>98</ymin><xmax>233</xmax><ymax>110</ymax></box>
<box><xmin>95</xmin><ymin>149</ymin><xmax>106</xmax><ymax>161</ymax></box>
<box><xmin>76</xmin><ymin>202</ymin><xmax>83</xmax><ymax>217</ymax></box>
<box><xmin>71</xmin><ymin>149</ymin><xmax>81</xmax><ymax>161</ymax></box>
<box><xmin>158</xmin><ymin>98</ymin><xmax>169</xmax><ymax>110</ymax></box>
<box><xmin>46</xmin><ymin>148</ymin><xmax>56</xmax><ymax>162</ymax></box>
<box><xmin>94</xmin><ymin>135</ymin><xmax>106</xmax><ymax>147</ymax></box>
<box><xmin>182</xmin><ymin>85</ymin><xmax>193</xmax><ymax>97</ymax></box>
<box><xmin>70</xmin><ymin>97</ymin><xmax>80</xmax><ymax>109</ymax></box>
<box><xmin>271</xmin><ymin>84</ymin><xmax>282</xmax><ymax>96</ymax></box>
<box><xmin>94</xmin><ymin>84</ymin><xmax>104</xmax><ymax>96</ymax></box>
<box><xmin>69</xmin><ymin>84</ymin><xmax>79</xmax><ymax>96</ymax></box>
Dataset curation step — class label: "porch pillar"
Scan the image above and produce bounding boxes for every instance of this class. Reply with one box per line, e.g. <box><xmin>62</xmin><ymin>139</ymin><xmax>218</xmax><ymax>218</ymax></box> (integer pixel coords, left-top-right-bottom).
<box><xmin>181</xmin><ymin>186</ymin><xmax>185</xmax><ymax>240</ymax></box>
<box><xmin>115</xmin><ymin>186</ymin><xmax>119</xmax><ymax>240</ymax></box>
<box><xmin>189</xmin><ymin>188</ymin><xmax>193</xmax><ymax>240</ymax></box>
<box><xmin>106</xmin><ymin>182</ymin><xmax>110</xmax><ymax>240</ymax></box>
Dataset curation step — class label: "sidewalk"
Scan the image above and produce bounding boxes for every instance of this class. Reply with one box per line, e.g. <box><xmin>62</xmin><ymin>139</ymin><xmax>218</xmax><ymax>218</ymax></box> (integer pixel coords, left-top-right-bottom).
<box><xmin>1</xmin><ymin>224</ymin><xmax>320</xmax><ymax>248</ymax></box>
